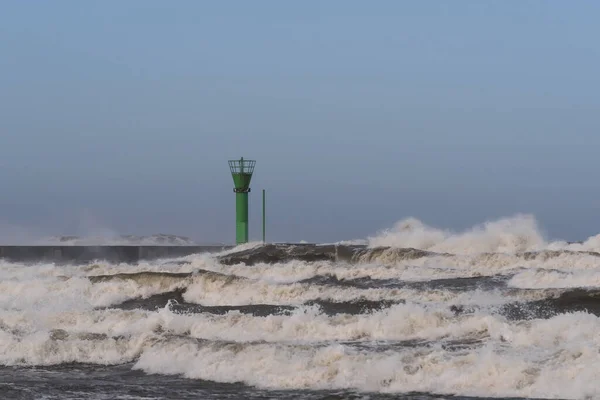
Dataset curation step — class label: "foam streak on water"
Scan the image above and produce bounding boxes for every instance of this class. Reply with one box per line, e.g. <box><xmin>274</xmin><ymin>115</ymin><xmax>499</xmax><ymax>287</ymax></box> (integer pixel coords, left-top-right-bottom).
<box><xmin>4</xmin><ymin>215</ymin><xmax>600</xmax><ymax>399</ymax></box>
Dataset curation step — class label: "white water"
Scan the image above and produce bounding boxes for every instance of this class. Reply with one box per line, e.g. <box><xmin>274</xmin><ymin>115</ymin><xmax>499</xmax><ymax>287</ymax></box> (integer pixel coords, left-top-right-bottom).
<box><xmin>3</xmin><ymin>214</ymin><xmax>600</xmax><ymax>399</ymax></box>
<box><xmin>189</xmin><ymin>251</ymin><xmax>600</xmax><ymax>284</ymax></box>
<box><xmin>134</xmin><ymin>324</ymin><xmax>600</xmax><ymax>399</ymax></box>
<box><xmin>367</xmin><ymin>213</ymin><xmax>600</xmax><ymax>254</ymax></box>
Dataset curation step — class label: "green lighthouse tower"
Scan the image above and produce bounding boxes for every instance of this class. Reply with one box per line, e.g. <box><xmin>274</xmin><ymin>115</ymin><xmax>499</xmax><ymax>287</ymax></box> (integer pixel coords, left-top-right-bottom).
<box><xmin>228</xmin><ymin>157</ymin><xmax>256</xmax><ymax>244</ymax></box>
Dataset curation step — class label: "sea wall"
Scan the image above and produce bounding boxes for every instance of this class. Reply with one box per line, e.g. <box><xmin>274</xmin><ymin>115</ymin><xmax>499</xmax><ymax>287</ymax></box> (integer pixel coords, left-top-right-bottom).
<box><xmin>0</xmin><ymin>245</ymin><xmax>231</xmax><ymax>264</ymax></box>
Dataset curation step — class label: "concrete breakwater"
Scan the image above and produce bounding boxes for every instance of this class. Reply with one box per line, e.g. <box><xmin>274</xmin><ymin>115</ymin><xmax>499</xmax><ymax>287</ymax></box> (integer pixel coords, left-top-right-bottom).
<box><xmin>0</xmin><ymin>245</ymin><xmax>231</xmax><ymax>263</ymax></box>
<box><xmin>2</xmin><ymin>241</ymin><xmax>592</xmax><ymax>266</ymax></box>
<box><xmin>0</xmin><ymin>243</ymin><xmax>375</xmax><ymax>264</ymax></box>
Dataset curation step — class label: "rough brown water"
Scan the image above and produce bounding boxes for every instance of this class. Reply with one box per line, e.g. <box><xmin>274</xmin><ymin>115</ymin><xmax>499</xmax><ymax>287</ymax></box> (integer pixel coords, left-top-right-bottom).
<box><xmin>2</xmin><ymin>243</ymin><xmax>600</xmax><ymax>399</ymax></box>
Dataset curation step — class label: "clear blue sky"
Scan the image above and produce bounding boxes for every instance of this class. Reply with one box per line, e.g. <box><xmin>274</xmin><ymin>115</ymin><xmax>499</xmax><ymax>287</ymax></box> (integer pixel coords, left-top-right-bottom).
<box><xmin>0</xmin><ymin>1</ymin><xmax>599</xmax><ymax>243</ymax></box>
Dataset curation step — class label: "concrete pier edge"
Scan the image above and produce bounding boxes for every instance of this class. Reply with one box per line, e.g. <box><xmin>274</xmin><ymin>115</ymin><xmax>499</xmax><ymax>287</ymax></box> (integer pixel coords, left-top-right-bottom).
<box><xmin>0</xmin><ymin>245</ymin><xmax>234</xmax><ymax>264</ymax></box>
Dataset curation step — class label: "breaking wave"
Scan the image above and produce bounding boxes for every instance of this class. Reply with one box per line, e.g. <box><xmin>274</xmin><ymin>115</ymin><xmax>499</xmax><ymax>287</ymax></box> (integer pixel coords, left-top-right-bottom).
<box><xmin>5</xmin><ymin>214</ymin><xmax>600</xmax><ymax>398</ymax></box>
<box><xmin>366</xmin><ymin>213</ymin><xmax>600</xmax><ymax>254</ymax></box>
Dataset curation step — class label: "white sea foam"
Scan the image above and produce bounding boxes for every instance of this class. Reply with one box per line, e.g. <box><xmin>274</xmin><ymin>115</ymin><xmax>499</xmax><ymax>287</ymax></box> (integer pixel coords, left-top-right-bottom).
<box><xmin>152</xmin><ymin>302</ymin><xmax>499</xmax><ymax>343</ymax></box>
<box><xmin>401</xmin><ymin>252</ymin><xmax>600</xmax><ymax>276</ymax></box>
<box><xmin>367</xmin><ymin>214</ymin><xmax>546</xmax><ymax>253</ymax></box>
<box><xmin>180</xmin><ymin>250</ymin><xmax>600</xmax><ymax>288</ymax></box>
<box><xmin>0</xmin><ymin>271</ymin><xmax>190</xmax><ymax>312</ymax></box>
<box><xmin>210</xmin><ymin>241</ymin><xmax>264</xmax><ymax>256</ymax></box>
<box><xmin>0</xmin><ymin>302</ymin><xmax>486</xmax><ymax>348</ymax></box>
<box><xmin>0</xmin><ymin>328</ymin><xmax>152</xmax><ymax>366</ymax></box>
<box><xmin>4</xmin><ymin>214</ymin><xmax>600</xmax><ymax>398</ymax></box>
<box><xmin>508</xmin><ymin>268</ymin><xmax>600</xmax><ymax>289</ymax></box>
<box><xmin>182</xmin><ymin>273</ymin><xmax>464</xmax><ymax>306</ymax></box>
<box><xmin>4</xmin><ymin>301</ymin><xmax>600</xmax><ymax>400</ymax></box>
<box><xmin>367</xmin><ymin>214</ymin><xmax>600</xmax><ymax>255</ymax></box>
<box><xmin>132</xmin><ymin>312</ymin><xmax>600</xmax><ymax>399</ymax></box>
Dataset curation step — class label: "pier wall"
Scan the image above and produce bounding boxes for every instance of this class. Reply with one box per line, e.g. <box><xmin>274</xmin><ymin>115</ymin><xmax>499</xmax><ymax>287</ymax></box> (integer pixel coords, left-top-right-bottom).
<box><xmin>0</xmin><ymin>245</ymin><xmax>232</xmax><ymax>264</ymax></box>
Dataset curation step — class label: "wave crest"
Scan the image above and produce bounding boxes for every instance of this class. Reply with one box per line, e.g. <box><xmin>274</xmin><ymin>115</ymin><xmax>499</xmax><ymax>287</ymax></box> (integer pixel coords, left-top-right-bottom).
<box><xmin>367</xmin><ymin>214</ymin><xmax>547</xmax><ymax>254</ymax></box>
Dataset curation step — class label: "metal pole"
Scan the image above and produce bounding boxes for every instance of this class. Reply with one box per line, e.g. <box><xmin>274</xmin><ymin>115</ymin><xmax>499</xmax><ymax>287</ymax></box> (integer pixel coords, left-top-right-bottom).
<box><xmin>262</xmin><ymin>189</ymin><xmax>266</xmax><ymax>243</ymax></box>
<box><xmin>236</xmin><ymin>191</ymin><xmax>249</xmax><ymax>244</ymax></box>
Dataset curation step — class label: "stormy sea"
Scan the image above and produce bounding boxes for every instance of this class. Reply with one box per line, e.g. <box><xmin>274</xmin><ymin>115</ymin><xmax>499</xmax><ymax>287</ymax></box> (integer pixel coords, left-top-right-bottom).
<box><xmin>2</xmin><ymin>215</ymin><xmax>600</xmax><ymax>399</ymax></box>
